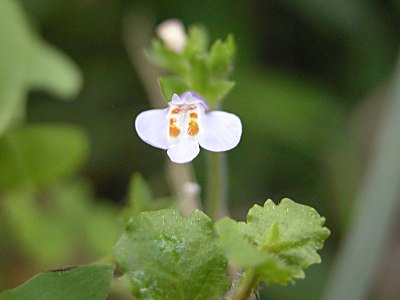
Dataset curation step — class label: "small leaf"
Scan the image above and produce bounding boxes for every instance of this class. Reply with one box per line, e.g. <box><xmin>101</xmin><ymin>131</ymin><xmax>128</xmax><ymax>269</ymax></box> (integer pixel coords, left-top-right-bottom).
<box><xmin>146</xmin><ymin>40</ymin><xmax>189</xmax><ymax>77</ymax></box>
<box><xmin>184</xmin><ymin>25</ymin><xmax>209</xmax><ymax>58</ymax></box>
<box><xmin>0</xmin><ymin>124</ymin><xmax>89</xmax><ymax>188</ymax></box>
<box><xmin>114</xmin><ymin>209</ymin><xmax>231</xmax><ymax>300</ymax></box>
<box><xmin>190</xmin><ymin>55</ymin><xmax>208</xmax><ymax>97</ymax></box>
<box><xmin>208</xmin><ymin>80</ymin><xmax>235</xmax><ymax>104</ymax></box>
<box><xmin>0</xmin><ymin>265</ymin><xmax>114</xmax><ymax>300</ymax></box>
<box><xmin>215</xmin><ymin>198</ymin><xmax>330</xmax><ymax>285</ymax></box>
<box><xmin>27</xmin><ymin>41</ymin><xmax>83</xmax><ymax>99</ymax></box>
<box><xmin>159</xmin><ymin>76</ymin><xmax>189</xmax><ymax>101</ymax></box>
<box><xmin>128</xmin><ymin>173</ymin><xmax>153</xmax><ymax>212</ymax></box>
<box><xmin>208</xmin><ymin>35</ymin><xmax>235</xmax><ymax>78</ymax></box>
<box><xmin>121</xmin><ymin>173</ymin><xmax>174</xmax><ymax>222</ymax></box>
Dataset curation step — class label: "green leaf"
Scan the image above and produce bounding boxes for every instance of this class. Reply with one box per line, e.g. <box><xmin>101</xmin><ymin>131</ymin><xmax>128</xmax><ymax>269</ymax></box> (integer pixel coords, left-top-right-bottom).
<box><xmin>0</xmin><ymin>265</ymin><xmax>114</xmax><ymax>300</ymax></box>
<box><xmin>215</xmin><ymin>198</ymin><xmax>330</xmax><ymax>285</ymax></box>
<box><xmin>127</xmin><ymin>173</ymin><xmax>153</xmax><ymax>213</ymax></box>
<box><xmin>114</xmin><ymin>209</ymin><xmax>231</xmax><ymax>300</ymax></box>
<box><xmin>0</xmin><ymin>0</ymin><xmax>34</xmax><ymax>136</ymax></box>
<box><xmin>208</xmin><ymin>80</ymin><xmax>235</xmax><ymax>104</ymax></box>
<box><xmin>1</xmin><ymin>181</ymin><xmax>121</xmax><ymax>265</ymax></box>
<box><xmin>0</xmin><ymin>0</ymin><xmax>82</xmax><ymax>137</ymax></box>
<box><xmin>190</xmin><ymin>55</ymin><xmax>208</xmax><ymax>97</ymax></box>
<box><xmin>121</xmin><ymin>174</ymin><xmax>175</xmax><ymax>223</ymax></box>
<box><xmin>27</xmin><ymin>41</ymin><xmax>83</xmax><ymax>99</ymax></box>
<box><xmin>208</xmin><ymin>35</ymin><xmax>235</xmax><ymax>78</ymax></box>
<box><xmin>0</xmin><ymin>124</ymin><xmax>89</xmax><ymax>188</ymax></box>
<box><xmin>159</xmin><ymin>76</ymin><xmax>189</xmax><ymax>101</ymax></box>
<box><xmin>146</xmin><ymin>40</ymin><xmax>189</xmax><ymax>77</ymax></box>
<box><xmin>184</xmin><ymin>25</ymin><xmax>209</xmax><ymax>57</ymax></box>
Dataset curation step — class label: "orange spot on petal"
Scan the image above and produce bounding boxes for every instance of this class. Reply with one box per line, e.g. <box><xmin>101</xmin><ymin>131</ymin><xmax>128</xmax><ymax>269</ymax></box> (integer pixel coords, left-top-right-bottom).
<box><xmin>171</xmin><ymin>108</ymin><xmax>181</xmax><ymax>114</ymax></box>
<box><xmin>190</xmin><ymin>112</ymin><xmax>198</xmax><ymax>119</ymax></box>
<box><xmin>187</xmin><ymin>120</ymin><xmax>199</xmax><ymax>136</ymax></box>
<box><xmin>169</xmin><ymin>118</ymin><xmax>180</xmax><ymax>137</ymax></box>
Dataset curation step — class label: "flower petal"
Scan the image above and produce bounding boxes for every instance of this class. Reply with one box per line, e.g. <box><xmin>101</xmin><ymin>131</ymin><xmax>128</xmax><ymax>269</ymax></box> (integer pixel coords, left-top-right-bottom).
<box><xmin>167</xmin><ymin>139</ymin><xmax>200</xmax><ymax>164</ymax></box>
<box><xmin>199</xmin><ymin>111</ymin><xmax>242</xmax><ymax>152</ymax></box>
<box><xmin>135</xmin><ymin>109</ymin><xmax>169</xmax><ymax>149</ymax></box>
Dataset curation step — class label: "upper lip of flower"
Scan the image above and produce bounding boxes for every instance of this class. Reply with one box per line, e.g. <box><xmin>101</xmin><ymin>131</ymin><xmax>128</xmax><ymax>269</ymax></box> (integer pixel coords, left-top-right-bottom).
<box><xmin>135</xmin><ymin>91</ymin><xmax>242</xmax><ymax>164</ymax></box>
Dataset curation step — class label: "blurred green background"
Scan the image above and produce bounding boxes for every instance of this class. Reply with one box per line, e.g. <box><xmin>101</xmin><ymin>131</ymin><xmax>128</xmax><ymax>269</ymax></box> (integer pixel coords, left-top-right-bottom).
<box><xmin>0</xmin><ymin>0</ymin><xmax>399</xmax><ymax>299</ymax></box>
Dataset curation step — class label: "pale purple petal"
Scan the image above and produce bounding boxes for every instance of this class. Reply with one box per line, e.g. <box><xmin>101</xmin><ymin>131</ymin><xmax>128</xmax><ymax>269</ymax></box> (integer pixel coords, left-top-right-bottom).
<box><xmin>135</xmin><ymin>109</ymin><xmax>169</xmax><ymax>149</ymax></box>
<box><xmin>181</xmin><ymin>91</ymin><xmax>209</xmax><ymax>109</ymax></box>
<box><xmin>167</xmin><ymin>139</ymin><xmax>200</xmax><ymax>164</ymax></box>
<box><xmin>199</xmin><ymin>111</ymin><xmax>242</xmax><ymax>152</ymax></box>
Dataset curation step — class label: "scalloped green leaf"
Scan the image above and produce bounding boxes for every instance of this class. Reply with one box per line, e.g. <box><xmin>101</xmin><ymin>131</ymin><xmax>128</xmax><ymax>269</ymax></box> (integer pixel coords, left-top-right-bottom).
<box><xmin>114</xmin><ymin>209</ymin><xmax>231</xmax><ymax>300</ymax></box>
<box><xmin>215</xmin><ymin>198</ymin><xmax>330</xmax><ymax>285</ymax></box>
<box><xmin>0</xmin><ymin>265</ymin><xmax>114</xmax><ymax>300</ymax></box>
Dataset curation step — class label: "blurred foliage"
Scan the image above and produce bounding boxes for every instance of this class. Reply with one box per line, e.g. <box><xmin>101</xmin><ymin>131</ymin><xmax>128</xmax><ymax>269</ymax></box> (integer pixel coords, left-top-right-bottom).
<box><xmin>2</xmin><ymin>181</ymin><xmax>121</xmax><ymax>266</ymax></box>
<box><xmin>120</xmin><ymin>173</ymin><xmax>175</xmax><ymax>223</ymax></box>
<box><xmin>0</xmin><ymin>125</ymin><xmax>88</xmax><ymax>188</ymax></box>
<box><xmin>0</xmin><ymin>0</ymin><xmax>398</xmax><ymax>299</ymax></box>
<box><xmin>0</xmin><ymin>265</ymin><xmax>113</xmax><ymax>300</ymax></box>
<box><xmin>0</xmin><ymin>0</ymin><xmax>81</xmax><ymax>137</ymax></box>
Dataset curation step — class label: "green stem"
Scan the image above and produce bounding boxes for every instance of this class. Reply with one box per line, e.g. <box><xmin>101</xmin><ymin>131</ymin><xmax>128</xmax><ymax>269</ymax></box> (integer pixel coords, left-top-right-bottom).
<box><xmin>206</xmin><ymin>151</ymin><xmax>228</xmax><ymax>220</ymax></box>
<box><xmin>231</xmin><ymin>271</ymin><xmax>258</xmax><ymax>300</ymax></box>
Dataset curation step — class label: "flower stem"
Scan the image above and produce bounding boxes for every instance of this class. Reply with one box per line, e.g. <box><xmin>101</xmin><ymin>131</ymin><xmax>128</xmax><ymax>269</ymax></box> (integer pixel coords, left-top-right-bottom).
<box><xmin>206</xmin><ymin>151</ymin><xmax>228</xmax><ymax>220</ymax></box>
<box><xmin>231</xmin><ymin>271</ymin><xmax>258</xmax><ymax>300</ymax></box>
<box><xmin>124</xmin><ymin>14</ymin><xmax>201</xmax><ymax>215</ymax></box>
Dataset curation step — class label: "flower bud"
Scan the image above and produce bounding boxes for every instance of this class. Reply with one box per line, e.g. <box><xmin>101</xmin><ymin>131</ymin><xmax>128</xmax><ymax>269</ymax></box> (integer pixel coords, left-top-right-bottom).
<box><xmin>156</xmin><ymin>19</ymin><xmax>187</xmax><ymax>53</ymax></box>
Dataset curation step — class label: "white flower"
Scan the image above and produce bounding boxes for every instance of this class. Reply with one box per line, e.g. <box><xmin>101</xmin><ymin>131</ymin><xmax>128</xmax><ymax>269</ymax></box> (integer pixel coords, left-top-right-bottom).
<box><xmin>135</xmin><ymin>92</ymin><xmax>242</xmax><ymax>164</ymax></box>
<box><xmin>156</xmin><ymin>19</ymin><xmax>187</xmax><ymax>53</ymax></box>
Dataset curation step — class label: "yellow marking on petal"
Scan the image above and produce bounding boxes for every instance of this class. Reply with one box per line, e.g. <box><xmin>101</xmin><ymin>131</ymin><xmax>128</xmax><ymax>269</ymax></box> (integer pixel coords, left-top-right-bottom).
<box><xmin>169</xmin><ymin>118</ymin><xmax>180</xmax><ymax>137</ymax></box>
<box><xmin>187</xmin><ymin>120</ymin><xmax>199</xmax><ymax>136</ymax></box>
